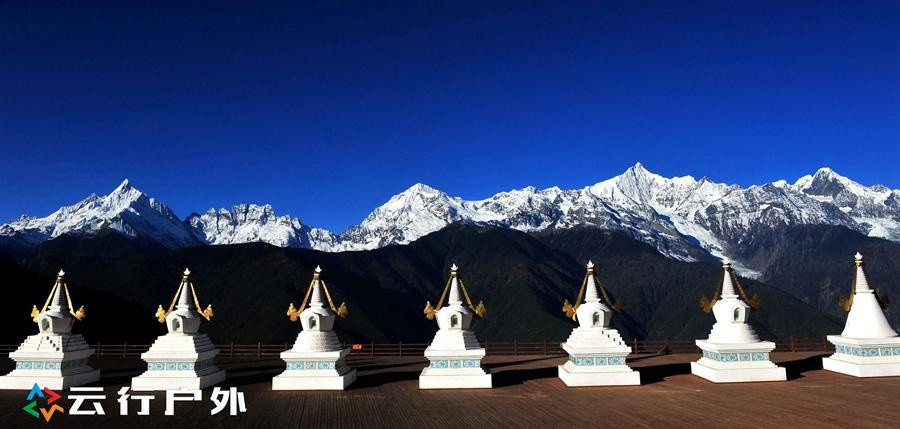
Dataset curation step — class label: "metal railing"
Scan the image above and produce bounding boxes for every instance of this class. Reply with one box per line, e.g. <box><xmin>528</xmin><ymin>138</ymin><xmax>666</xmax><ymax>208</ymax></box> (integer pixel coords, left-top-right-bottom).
<box><xmin>0</xmin><ymin>337</ymin><xmax>835</xmax><ymax>359</ymax></box>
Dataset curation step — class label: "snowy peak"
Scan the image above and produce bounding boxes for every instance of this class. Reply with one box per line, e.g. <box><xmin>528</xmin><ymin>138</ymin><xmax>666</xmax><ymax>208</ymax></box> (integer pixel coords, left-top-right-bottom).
<box><xmin>611</xmin><ymin>163</ymin><xmax>663</xmax><ymax>203</ymax></box>
<box><xmin>590</xmin><ymin>163</ymin><xmax>660</xmax><ymax>203</ymax></box>
<box><xmin>113</xmin><ymin>178</ymin><xmax>134</xmax><ymax>193</ymax></box>
<box><xmin>788</xmin><ymin>167</ymin><xmax>900</xmax><ymax>239</ymax></box>
<box><xmin>336</xmin><ymin>183</ymin><xmax>475</xmax><ymax>249</ymax></box>
<box><xmin>794</xmin><ymin>167</ymin><xmax>856</xmax><ymax>198</ymax></box>
<box><xmin>402</xmin><ymin>182</ymin><xmax>441</xmax><ymax>194</ymax></box>
<box><xmin>588</xmin><ymin>163</ymin><xmax>703</xmax><ymax>209</ymax></box>
<box><xmin>382</xmin><ymin>183</ymin><xmax>456</xmax><ymax>211</ymax></box>
<box><xmin>0</xmin><ymin>179</ymin><xmax>196</xmax><ymax>248</ymax></box>
<box><xmin>186</xmin><ymin>203</ymin><xmax>336</xmax><ymax>249</ymax></box>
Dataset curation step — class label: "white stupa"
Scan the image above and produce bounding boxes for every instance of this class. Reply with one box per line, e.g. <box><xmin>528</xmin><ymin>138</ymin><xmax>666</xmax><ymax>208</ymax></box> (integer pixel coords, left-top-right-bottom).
<box><xmin>131</xmin><ymin>269</ymin><xmax>225</xmax><ymax>391</ymax></box>
<box><xmin>558</xmin><ymin>261</ymin><xmax>640</xmax><ymax>386</ymax></box>
<box><xmin>822</xmin><ymin>252</ymin><xmax>900</xmax><ymax>377</ymax></box>
<box><xmin>691</xmin><ymin>259</ymin><xmax>786</xmax><ymax>383</ymax></box>
<box><xmin>273</xmin><ymin>266</ymin><xmax>356</xmax><ymax>390</ymax></box>
<box><xmin>419</xmin><ymin>264</ymin><xmax>492</xmax><ymax>389</ymax></box>
<box><xmin>0</xmin><ymin>270</ymin><xmax>100</xmax><ymax>390</ymax></box>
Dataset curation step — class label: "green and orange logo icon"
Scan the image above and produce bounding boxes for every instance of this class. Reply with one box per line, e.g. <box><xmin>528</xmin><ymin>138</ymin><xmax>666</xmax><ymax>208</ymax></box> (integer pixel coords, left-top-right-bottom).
<box><xmin>23</xmin><ymin>383</ymin><xmax>64</xmax><ymax>422</ymax></box>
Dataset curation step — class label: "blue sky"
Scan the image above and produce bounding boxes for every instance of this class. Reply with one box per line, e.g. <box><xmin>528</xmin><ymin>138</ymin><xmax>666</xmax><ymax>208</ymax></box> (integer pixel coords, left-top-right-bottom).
<box><xmin>1</xmin><ymin>1</ymin><xmax>898</xmax><ymax>232</ymax></box>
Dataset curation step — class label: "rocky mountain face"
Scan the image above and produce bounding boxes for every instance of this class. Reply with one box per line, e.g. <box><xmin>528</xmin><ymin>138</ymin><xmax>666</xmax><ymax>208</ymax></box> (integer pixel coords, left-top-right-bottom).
<box><xmin>185</xmin><ymin>204</ymin><xmax>337</xmax><ymax>249</ymax></box>
<box><xmin>794</xmin><ymin>168</ymin><xmax>900</xmax><ymax>239</ymax></box>
<box><xmin>2</xmin><ymin>165</ymin><xmax>898</xmax><ymax>276</ymax></box>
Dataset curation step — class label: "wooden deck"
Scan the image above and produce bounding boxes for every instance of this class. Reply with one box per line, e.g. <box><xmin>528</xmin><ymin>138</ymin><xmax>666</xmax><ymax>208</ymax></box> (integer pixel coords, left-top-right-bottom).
<box><xmin>0</xmin><ymin>352</ymin><xmax>897</xmax><ymax>428</ymax></box>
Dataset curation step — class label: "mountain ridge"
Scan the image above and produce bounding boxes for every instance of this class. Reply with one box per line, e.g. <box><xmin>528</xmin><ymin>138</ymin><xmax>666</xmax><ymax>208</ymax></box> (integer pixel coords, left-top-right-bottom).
<box><xmin>2</xmin><ymin>164</ymin><xmax>898</xmax><ymax>274</ymax></box>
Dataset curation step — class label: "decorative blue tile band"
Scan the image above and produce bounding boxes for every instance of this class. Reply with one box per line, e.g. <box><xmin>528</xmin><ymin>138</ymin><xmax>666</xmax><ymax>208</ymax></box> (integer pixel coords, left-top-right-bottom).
<box><xmin>285</xmin><ymin>361</ymin><xmax>337</xmax><ymax>371</ymax></box>
<box><xmin>15</xmin><ymin>358</ymin><xmax>86</xmax><ymax>370</ymax></box>
<box><xmin>146</xmin><ymin>359</ymin><xmax>214</xmax><ymax>371</ymax></box>
<box><xmin>428</xmin><ymin>359</ymin><xmax>481</xmax><ymax>369</ymax></box>
<box><xmin>702</xmin><ymin>350</ymin><xmax>769</xmax><ymax>362</ymax></box>
<box><xmin>569</xmin><ymin>356</ymin><xmax>627</xmax><ymax>366</ymax></box>
<box><xmin>834</xmin><ymin>344</ymin><xmax>900</xmax><ymax>357</ymax></box>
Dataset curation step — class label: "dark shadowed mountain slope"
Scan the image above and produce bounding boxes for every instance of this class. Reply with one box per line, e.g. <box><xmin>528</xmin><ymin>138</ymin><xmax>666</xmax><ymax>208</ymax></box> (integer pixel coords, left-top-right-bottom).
<box><xmin>19</xmin><ymin>224</ymin><xmax>585</xmax><ymax>343</ymax></box>
<box><xmin>533</xmin><ymin>227</ymin><xmax>842</xmax><ymax>340</ymax></box>
<box><xmin>0</xmin><ymin>257</ymin><xmax>155</xmax><ymax>344</ymax></box>
<box><xmin>0</xmin><ymin>236</ymin><xmax>32</xmax><ymax>261</ymax></box>
<box><xmin>740</xmin><ymin>224</ymin><xmax>900</xmax><ymax>328</ymax></box>
<box><xmin>11</xmin><ymin>223</ymin><xmax>842</xmax><ymax>344</ymax></box>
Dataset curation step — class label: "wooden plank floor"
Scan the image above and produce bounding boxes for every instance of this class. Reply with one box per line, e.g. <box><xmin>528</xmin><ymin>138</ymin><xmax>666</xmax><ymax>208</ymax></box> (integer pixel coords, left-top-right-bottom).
<box><xmin>0</xmin><ymin>352</ymin><xmax>897</xmax><ymax>428</ymax></box>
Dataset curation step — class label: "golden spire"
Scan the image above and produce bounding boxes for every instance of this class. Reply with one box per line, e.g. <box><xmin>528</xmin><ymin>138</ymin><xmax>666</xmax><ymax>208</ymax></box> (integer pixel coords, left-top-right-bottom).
<box><xmin>288</xmin><ymin>266</ymin><xmax>349</xmax><ymax>321</ymax></box>
<box><xmin>31</xmin><ymin>269</ymin><xmax>86</xmax><ymax>321</ymax></box>
<box><xmin>155</xmin><ymin>268</ymin><xmax>213</xmax><ymax>322</ymax></box>
<box><xmin>700</xmin><ymin>258</ymin><xmax>759</xmax><ymax>313</ymax></box>
<box><xmin>564</xmin><ymin>261</ymin><xmax>622</xmax><ymax>321</ymax></box>
<box><xmin>424</xmin><ymin>264</ymin><xmax>486</xmax><ymax>319</ymax></box>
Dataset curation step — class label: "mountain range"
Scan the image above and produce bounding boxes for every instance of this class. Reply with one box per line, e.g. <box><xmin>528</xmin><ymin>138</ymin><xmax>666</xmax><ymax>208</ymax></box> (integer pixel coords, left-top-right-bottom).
<box><xmin>2</xmin><ymin>163</ymin><xmax>899</xmax><ymax>277</ymax></box>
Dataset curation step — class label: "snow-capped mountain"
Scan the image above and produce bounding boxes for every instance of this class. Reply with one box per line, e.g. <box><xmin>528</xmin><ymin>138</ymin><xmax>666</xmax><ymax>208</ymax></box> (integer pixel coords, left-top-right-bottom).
<box><xmin>337</xmin><ymin>183</ymin><xmax>496</xmax><ymax>250</ymax></box>
<box><xmin>0</xmin><ymin>179</ymin><xmax>197</xmax><ymax>249</ymax></box>
<box><xmin>332</xmin><ymin>163</ymin><xmax>900</xmax><ymax>274</ymax></box>
<box><xmin>2</xmin><ymin>165</ymin><xmax>899</xmax><ymax>275</ymax></box>
<box><xmin>335</xmin><ymin>178</ymin><xmax>710</xmax><ymax>261</ymax></box>
<box><xmin>794</xmin><ymin>168</ymin><xmax>900</xmax><ymax>239</ymax></box>
<box><xmin>186</xmin><ymin>204</ymin><xmax>337</xmax><ymax>249</ymax></box>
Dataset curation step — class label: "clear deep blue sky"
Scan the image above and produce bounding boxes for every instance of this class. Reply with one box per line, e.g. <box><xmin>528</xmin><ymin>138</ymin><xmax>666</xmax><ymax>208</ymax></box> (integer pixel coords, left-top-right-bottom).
<box><xmin>2</xmin><ymin>1</ymin><xmax>898</xmax><ymax>232</ymax></box>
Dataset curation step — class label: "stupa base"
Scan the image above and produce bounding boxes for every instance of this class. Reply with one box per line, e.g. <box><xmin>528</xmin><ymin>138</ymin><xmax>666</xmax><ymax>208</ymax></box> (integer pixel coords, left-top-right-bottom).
<box><xmin>822</xmin><ymin>357</ymin><xmax>900</xmax><ymax>377</ymax></box>
<box><xmin>272</xmin><ymin>347</ymin><xmax>356</xmax><ymax>390</ymax></box>
<box><xmin>419</xmin><ymin>367</ymin><xmax>492</xmax><ymax>389</ymax></box>
<box><xmin>131</xmin><ymin>332</ymin><xmax>225</xmax><ymax>391</ymax></box>
<box><xmin>690</xmin><ymin>361</ymin><xmax>786</xmax><ymax>383</ymax></box>
<box><xmin>131</xmin><ymin>369</ymin><xmax>226</xmax><ymax>391</ymax></box>
<box><xmin>0</xmin><ymin>369</ymin><xmax>100</xmax><ymax>390</ymax></box>
<box><xmin>692</xmin><ymin>340</ymin><xmax>786</xmax><ymax>383</ymax></box>
<box><xmin>420</xmin><ymin>346</ymin><xmax>491</xmax><ymax>389</ymax></box>
<box><xmin>1</xmin><ymin>333</ymin><xmax>100</xmax><ymax>390</ymax></box>
<box><xmin>559</xmin><ymin>342</ymin><xmax>639</xmax><ymax>386</ymax></box>
<box><xmin>558</xmin><ymin>364</ymin><xmax>640</xmax><ymax>386</ymax></box>
<box><xmin>273</xmin><ymin>369</ymin><xmax>357</xmax><ymax>390</ymax></box>
<box><xmin>822</xmin><ymin>335</ymin><xmax>900</xmax><ymax>378</ymax></box>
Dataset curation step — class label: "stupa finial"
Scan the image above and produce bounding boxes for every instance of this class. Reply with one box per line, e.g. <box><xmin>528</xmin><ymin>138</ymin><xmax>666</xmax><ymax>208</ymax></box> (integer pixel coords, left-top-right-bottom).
<box><xmin>183</xmin><ymin>268</ymin><xmax>191</xmax><ymax>277</ymax></box>
<box><xmin>853</xmin><ymin>252</ymin><xmax>871</xmax><ymax>292</ymax></box>
<box><xmin>49</xmin><ymin>271</ymin><xmax>69</xmax><ymax>312</ymax></box>
<box><xmin>584</xmin><ymin>263</ymin><xmax>600</xmax><ymax>302</ymax></box>
<box><xmin>177</xmin><ymin>275</ymin><xmax>193</xmax><ymax>309</ymax></box>
<box><xmin>448</xmin><ymin>264</ymin><xmax>462</xmax><ymax>304</ymax></box>
<box><xmin>58</xmin><ymin>269</ymin><xmax>65</xmax><ymax>277</ymax></box>
<box><xmin>721</xmin><ymin>261</ymin><xmax>737</xmax><ymax>297</ymax></box>
<box><xmin>310</xmin><ymin>270</ymin><xmax>324</xmax><ymax>307</ymax></box>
